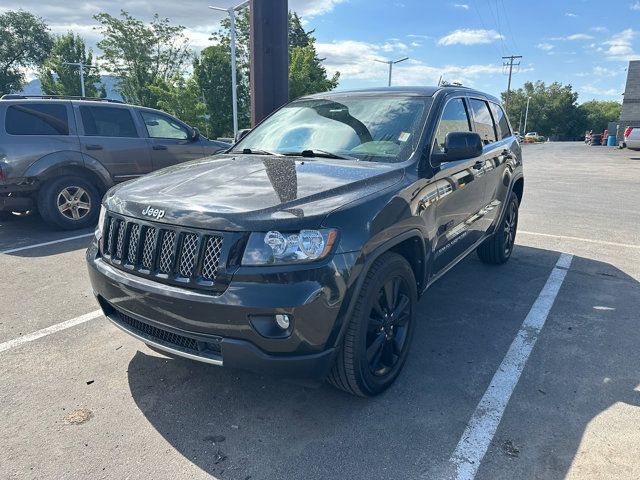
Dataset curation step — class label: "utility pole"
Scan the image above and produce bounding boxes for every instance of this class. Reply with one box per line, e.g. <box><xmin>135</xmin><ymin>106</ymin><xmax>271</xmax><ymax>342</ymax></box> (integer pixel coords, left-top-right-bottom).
<box><xmin>502</xmin><ymin>55</ymin><xmax>522</xmax><ymax>111</ymax></box>
<box><xmin>249</xmin><ymin>0</ymin><xmax>288</xmax><ymax>126</ymax></box>
<box><xmin>523</xmin><ymin>96</ymin><xmax>531</xmax><ymax>134</ymax></box>
<box><xmin>374</xmin><ymin>57</ymin><xmax>409</xmax><ymax>86</ymax></box>
<box><xmin>209</xmin><ymin>1</ymin><xmax>250</xmax><ymax>139</ymax></box>
<box><xmin>63</xmin><ymin>62</ymin><xmax>88</xmax><ymax>97</ymax></box>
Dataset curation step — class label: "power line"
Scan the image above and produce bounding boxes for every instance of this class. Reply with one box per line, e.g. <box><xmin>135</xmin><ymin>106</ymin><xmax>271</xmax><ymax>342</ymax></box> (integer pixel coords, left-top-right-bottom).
<box><xmin>502</xmin><ymin>55</ymin><xmax>522</xmax><ymax>110</ymax></box>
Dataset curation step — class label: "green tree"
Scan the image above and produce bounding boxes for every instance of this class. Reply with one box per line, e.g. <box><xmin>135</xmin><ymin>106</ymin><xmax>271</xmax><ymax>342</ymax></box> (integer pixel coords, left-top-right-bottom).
<box><xmin>578</xmin><ymin>100</ymin><xmax>621</xmax><ymax>134</ymax></box>
<box><xmin>39</xmin><ymin>33</ymin><xmax>105</xmax><ymax>97</ymax></box>
<box><xmin>208</xmin><ymin>9</ymin><xmax>340</xmax><ymax>130</ymax></box>
<box><xmin>149</xmin><ymin>76</ymin><xmax>208</xmax><ymax>135</ymax></box>
<box><xmin>193</xmin><ymin>45</ymin><xmax>250</xmax><ymax>139</ymax></box>
<box><xmin>289</xmin><ymin>44</ymin><xmax>339</xmax><ymax>100</ymax></box>
<box><xmin>503</xmin><ymin>81</ymin><xmax>583</xmax><ymax>139</ymax></box>
<box><xmin>0</xmin><ymin>10</ymin><xmax>52</xmax><ymax>95</ymax></box>
<box><xmin>94</xmin><ymin>10</ymin><xmax>191</xmax><ymax>107</ymax></box>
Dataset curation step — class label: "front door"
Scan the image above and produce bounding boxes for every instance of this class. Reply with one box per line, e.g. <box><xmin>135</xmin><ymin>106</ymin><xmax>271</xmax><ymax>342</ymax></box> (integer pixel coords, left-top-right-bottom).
<box><xmin>425</xmin><ymin>97</ymin><xmax>490</xmax><ymax>274</ymax></box>
<box><xmin>138</xmin><ymin>110</ymin><xmax>205</xmax><ymax>170</ymax></box>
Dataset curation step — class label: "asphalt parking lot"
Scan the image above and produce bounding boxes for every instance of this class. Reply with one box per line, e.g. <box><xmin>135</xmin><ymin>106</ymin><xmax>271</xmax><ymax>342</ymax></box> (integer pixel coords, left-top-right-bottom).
<box><xmin>1</xmin><ymin>142</ymin><xmax>639</xmax><ymax>480</ymax></box>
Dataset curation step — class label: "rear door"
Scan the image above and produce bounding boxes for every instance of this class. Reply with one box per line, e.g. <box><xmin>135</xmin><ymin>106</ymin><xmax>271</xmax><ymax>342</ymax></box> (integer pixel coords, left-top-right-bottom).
<box><xmin>482</xmin><ymin>101</ymin><xmax>519</xmax><ymax>227</ymax></box>
<box><xmin>138</xmin><ymin>110</ymin><xmax>205</xmax><ymax>170</ymax></box>
<box><xmin>76</xmin><ymin>104</ymin><xmax>152</xmax><ymax>181</ymax></box>
<box><xmin>426</xmin><ymin>96</ymin><xmax>492</xmax><ymax>273</ymax></box>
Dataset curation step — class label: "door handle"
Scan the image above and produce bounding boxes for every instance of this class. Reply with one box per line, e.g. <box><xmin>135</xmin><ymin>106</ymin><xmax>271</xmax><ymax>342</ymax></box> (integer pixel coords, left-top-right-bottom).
<box><xmin>153</xmin><ymin>145</ymin><xmax>168</xmax><ymax>151</ymax></box>
<box><xmin>472</xmin><ymin>160</ymin><xmax>484</xmax><ymax>170</ymax></box>
<box><xmin>85</xmin><ymin>144</ymin><xmax>103</xmax><ymax>150</ymax></box>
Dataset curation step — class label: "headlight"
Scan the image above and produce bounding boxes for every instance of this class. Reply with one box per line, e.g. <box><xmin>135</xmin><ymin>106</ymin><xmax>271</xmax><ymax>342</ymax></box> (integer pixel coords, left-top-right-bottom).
<box><xmin>242</xmin><ymin>229</ymin><xmax>338</xmax><ymax>265</ymax></box>
<box><xmin>95</xmin><ymin>205</ymin><xmax>106</xmax><ymax>241</ymax></box>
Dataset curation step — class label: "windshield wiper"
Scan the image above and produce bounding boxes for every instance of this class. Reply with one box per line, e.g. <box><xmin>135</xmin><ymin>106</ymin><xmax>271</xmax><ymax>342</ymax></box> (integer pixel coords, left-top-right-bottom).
<box><xmin>232</xmin><ymin>148</ymin><xmax>282</xmax><ymax>156</ymax></box>
<box><xmin>295</xmin><ymin>149</ymin><xmax>359</xmax><ymax>161</ymax></box>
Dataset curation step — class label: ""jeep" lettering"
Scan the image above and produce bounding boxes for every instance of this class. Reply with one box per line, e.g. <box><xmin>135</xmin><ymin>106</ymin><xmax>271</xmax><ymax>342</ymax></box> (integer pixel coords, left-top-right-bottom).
<box><xmin>142</xmin><ymin>205</ymin><xmax>165</xmax><ymax>219</ymax></box>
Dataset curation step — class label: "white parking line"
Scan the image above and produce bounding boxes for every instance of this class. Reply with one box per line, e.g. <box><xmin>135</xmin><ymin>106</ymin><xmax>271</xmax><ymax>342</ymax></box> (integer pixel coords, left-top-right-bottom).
<box><xmin>0</xmin><ymin>232</ymin><xmax>94</xmax><ymax>255</ymax></box>
<box><xmin>448</xmin><ymin>253</ymin><xmax>573</xmax><ymax>480</ymax></box>
<box><xmin>0</xmin><ymin>310</ymin><xmax>103</xmax><ymax>354</ymax></box>
<box><xmin>519</xmin><ymin>231</ymin><xmax>640</xmax><ymax>250</ymax></box>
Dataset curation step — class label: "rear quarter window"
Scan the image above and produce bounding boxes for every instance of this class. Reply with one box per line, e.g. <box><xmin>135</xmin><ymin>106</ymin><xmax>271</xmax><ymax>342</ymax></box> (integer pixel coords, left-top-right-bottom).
<box><xmin>5</xmin><ymin>104</ymin><xmax>69</xmax><ymax>135</ymax></box>
<box><xmin>489</xmin><ymin>103</ymin><xmax>512</xmax><ymax>140</ymax></box>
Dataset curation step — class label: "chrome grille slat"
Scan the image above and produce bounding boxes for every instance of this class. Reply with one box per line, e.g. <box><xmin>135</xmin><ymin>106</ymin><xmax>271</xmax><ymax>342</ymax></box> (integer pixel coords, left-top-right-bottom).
<box><xmin>141</xmin><ymin>227</ymin><xmax>157</xmax><ymax>269</ymax></box>
<box><xmin>178</xmin><ymin>233</ymin><xmax>198</xmax><ymax>277</ymax></box>
<box><xmin>115</xmin><ymin>220</ymin><xmax>125</xmax><ymax>260</ymax></box>
<box><xmin>158</xmin><ymin>230</ymin><xmax>176</xmax><ymax>273</ymax></box>
<box><xmin>127</xmin><ymin>224</ymin><xmax>141</xmax><ymax>264</ymax></box>
<box><xmin>202</xmin><ymin>236</ymin><xmax>223</xmax><ymax>281</ymax></box>
<box><xmin>99</xmin><ymin>214</ymin><xmax>225</xmax><ymax>293</ymax></box>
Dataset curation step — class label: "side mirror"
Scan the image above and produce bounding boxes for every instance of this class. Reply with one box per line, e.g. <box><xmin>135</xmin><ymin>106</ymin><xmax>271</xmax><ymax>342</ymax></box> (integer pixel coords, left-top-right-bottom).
<box><xmin>235</xmin><ymin>128</ymin><xmax>251</xmax><ymax>143</ymax></box>
<box><xmin>431</xmin><ymin>131</ymin><xmax>483</xmax><ymax>166</ymax></box>
<box><xmin>189</xmin><ymin>127</ymin><xmax>200</xmax><ymax>142</ymax></box>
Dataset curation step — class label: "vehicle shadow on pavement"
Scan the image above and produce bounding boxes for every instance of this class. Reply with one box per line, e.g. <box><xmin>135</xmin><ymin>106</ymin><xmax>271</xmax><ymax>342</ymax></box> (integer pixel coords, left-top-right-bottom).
<box><xmin>125</xmin><ymin>246</ymin><xmax>640</xmax><ymax>480</ymax></box>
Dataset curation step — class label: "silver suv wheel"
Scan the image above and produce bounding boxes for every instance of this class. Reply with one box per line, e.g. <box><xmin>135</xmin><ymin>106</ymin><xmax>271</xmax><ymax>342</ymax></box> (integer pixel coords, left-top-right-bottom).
<box><xmin>56</xmin><ymin>186</ymin><xmax>91</xmax><ymax>220</ymax></box>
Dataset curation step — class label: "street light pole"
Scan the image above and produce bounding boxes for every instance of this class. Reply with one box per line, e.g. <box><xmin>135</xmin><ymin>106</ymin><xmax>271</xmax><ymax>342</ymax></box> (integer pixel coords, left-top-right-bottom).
<box><xmin>209</xmin><ymin>0</ymin><xmax>250</xmax><ymax>139</ymax></box>
<box><xmin>523</xmin><ymin>96</ymin><xmax>531</xmax><ymax>134</ymax></box>
<box><xmin>374</xmin><ymin>57</ymin><xmax>409</xmax><ymax>87</ymax></box>
<box><xmin>63</xmin><ymin>62</ymin><xmax>87</xmax><ymax>97</ymax></box>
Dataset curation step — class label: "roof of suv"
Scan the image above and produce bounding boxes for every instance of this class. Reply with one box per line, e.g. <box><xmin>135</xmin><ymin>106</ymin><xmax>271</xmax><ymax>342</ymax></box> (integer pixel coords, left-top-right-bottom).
<box><xmin>0</xmin><ymin>95</ymin><xmax>125</xmax><ymax>105</ymax></box>
<box><xmin>302</xmin><ymin>86</ymin><xmax>502</xmax><ymax>104</ymax></box>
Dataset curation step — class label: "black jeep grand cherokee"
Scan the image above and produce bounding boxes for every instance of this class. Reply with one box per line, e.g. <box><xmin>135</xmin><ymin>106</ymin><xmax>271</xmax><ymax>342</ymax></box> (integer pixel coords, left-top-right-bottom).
<box><xmin>87</xmin><ymin>86</ymin><xmax>523</xmax><ymax>397</ymax></box>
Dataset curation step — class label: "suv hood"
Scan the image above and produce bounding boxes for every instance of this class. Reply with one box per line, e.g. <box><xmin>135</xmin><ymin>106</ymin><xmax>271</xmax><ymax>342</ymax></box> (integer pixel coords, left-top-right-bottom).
<box><xmin>105</xmin><ymin>154</ymin><xmax>404</xmax><ymax>231</ymax></box>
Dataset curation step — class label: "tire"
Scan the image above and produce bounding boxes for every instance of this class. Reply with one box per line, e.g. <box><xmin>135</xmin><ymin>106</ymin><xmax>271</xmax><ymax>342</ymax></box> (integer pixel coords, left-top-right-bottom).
<box><xmin>328</xmin><ymin>252</ymin><xmax>417</xmax><ymax>397</ymax></box>
<box><xmin>37</xmin><ymin>175</ymin><xmax>101</xmax><ymax>230</ymax></box>
<box><xmin>477</xmin><ymin>192</ymin><xmax>519</xmax><ymax>265</ymax></box>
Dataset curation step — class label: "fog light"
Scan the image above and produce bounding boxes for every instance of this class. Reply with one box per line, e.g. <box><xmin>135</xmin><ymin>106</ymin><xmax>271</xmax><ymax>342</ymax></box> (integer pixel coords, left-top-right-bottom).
<box><xmin>275</xmin><ymin>314</ymin><xmax>290</xmax><ymax>330</ymax></box>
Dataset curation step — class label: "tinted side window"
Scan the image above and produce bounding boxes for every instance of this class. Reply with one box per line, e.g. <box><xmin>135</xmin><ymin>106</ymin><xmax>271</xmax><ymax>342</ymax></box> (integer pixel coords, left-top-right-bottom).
<box><xmin>140</xmin><ymin>111</ymin><xmax>189</xmax><ymax>140</ymax></box>
<box><xmin>6</xmin><ymin>104</ymin><xmax>69</xmax><ymax>135</ymax></box>
<box><xmin>433</xmin><ymin>98</ymin><xmax>471</xmax><ymax>153</ymax></box>
<box><xmin>80</xmin><ymin>106</ymin><xmax>138</xmax><ymax>138</ymax></box>
<box><xmin>490</xmin><ymin>102</ymin><xmax>511</xmax><ymax>140</ymax></box>
<box><xmin>469</xmin><ymin>99</ymin><xmax>497</xmax><ymax>145</ymax></box>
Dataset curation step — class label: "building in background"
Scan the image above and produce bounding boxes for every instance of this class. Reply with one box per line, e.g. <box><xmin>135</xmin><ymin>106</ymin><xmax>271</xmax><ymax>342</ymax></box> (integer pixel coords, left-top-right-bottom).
<box><xmin>618</xmin><ymin>60</ymin><xmax>640</xmax><ymax>144</ymax></box>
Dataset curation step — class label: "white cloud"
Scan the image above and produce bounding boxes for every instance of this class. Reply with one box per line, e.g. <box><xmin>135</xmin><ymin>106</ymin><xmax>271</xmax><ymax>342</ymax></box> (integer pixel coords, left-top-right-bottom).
<box><xmin>537</xmin><ymin>42</ymin><xmax>554</xmax><ymax>51</ymax></box>
<box><xmin>603</xmin><ymin>29</ymin><xmax>640</xmax><ymax>61</ymax></box>
<box><xmin>315</xmin><ymin>39</ymin><xmax>527</xmax><ymax>87</ymax></box>
<box><xmin>581</xmin><ymin>85</ymin><xmax>620</xmax><ymax>96</ymax></box>
<box><xmin>566</xmin><ymin>33</ymin><xmax>594</xmax><ymax>41</ymax></box>
<box><xmin>453</xmin><ymin>4</ymin><xmax>470</xmax><ymax>9</ymax></box>
<box><xmin>565</xmin><ymin>12</ymin><xmax>577</xmax><ymax>17</ymax></box>
<box><xmin>631</xmin><ymin>2</ymin><xmax>640</xmax><ymax>10</ymax></box>
<box><xmin>591</xmin><ymin>26</ymin><xmax>608</xmax><ymax>33</ymax></box>
<box><xmin>438</xmin><ymin>29</ymin><xmax>504</xmax><ymax>46</ymax></box>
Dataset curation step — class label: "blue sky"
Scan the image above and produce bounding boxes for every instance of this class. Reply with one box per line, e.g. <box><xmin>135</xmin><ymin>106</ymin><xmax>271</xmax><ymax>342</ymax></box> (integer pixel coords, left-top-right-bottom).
<box><xmin>5</xmin><ymin>0</ymin><xmax>640</xmax><ymax>102</ymax></box>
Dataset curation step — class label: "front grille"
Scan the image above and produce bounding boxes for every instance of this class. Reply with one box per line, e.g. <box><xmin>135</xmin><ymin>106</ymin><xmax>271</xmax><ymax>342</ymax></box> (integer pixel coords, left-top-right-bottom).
<box><xmin>111</xmin><ymin>309</ymin><xmax>222</xmax><ymax>356</ymax></box>
<box><xmin>100</xmin><ymin>213</ymin><xmax>226</xmax><ymax>292</ymax></box>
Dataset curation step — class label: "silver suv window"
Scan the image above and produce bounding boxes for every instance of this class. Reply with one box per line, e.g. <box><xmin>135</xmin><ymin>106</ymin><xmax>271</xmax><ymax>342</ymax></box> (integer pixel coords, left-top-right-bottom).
<box><xmin>141</xmin><ymin>111</ymin><xmax>189</xmax><ymax>140</ymax></box>
<box><xmin>6</xmin><ymin>104</ymin><xmax>69</xmax><ymax>136</ymax></box>
<box><xmin>80</xmin><ymin>106</ymin><xmax>138</xmax><ymax>138</ymax></box>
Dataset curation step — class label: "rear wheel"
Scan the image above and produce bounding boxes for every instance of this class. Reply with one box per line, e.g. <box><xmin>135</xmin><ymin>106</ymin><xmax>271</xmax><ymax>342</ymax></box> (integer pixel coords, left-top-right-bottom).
<box><xmin>477</xmin><ymin>192</ymin><xmax>519</xmax><ymax>265</ymax></box>
<box><xmin>328</xmin><ymin>252</ymin><xmax>417</xmax><ymax>397</ymax></box>
<box><xmin>38</xmin><ymin>175</ymin><xmax>101</xmax><ymax>230</ymax></box>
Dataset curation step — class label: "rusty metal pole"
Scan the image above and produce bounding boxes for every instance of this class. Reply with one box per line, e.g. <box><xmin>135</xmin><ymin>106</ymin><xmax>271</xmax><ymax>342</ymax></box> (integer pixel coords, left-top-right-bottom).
<box><xmin>250</xmin><ymin>0</ymin><xmax>289</xmax><ymax>126</ymax></box>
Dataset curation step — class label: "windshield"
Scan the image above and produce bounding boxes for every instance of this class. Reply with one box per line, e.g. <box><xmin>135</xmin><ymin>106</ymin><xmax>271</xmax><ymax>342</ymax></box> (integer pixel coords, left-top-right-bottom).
<box><xmin>233</xmin><ymin>95</ymin><xmax>431</xmax><ymax>163</ymax></box>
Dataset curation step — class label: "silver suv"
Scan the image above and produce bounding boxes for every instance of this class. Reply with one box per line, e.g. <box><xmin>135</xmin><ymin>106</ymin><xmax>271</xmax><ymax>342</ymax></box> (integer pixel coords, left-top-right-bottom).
<box><xmin>0</xmin><ymin>95</ymin><xmax>229</xmax><ymax>229</ymax></box>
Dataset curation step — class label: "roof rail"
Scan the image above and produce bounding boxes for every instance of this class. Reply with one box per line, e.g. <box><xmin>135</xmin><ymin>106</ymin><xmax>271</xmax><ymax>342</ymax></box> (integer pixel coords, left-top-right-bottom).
<box><xmin>0</xmin><ymin>94</ymin><xmax>124</xmax><ymax>104</ymax></box>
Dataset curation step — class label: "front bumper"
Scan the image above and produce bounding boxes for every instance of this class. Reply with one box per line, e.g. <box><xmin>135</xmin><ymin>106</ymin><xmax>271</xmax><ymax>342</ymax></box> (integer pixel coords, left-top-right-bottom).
<box><xmin>87</xmin><ymin>244</ymin><xmax>359</xmax><ymax>379</ymax></box>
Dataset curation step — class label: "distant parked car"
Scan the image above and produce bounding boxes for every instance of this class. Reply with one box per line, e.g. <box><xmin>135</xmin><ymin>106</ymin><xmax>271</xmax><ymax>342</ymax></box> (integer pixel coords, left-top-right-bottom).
<box><xmin>0</xmin><ymin>95</ymin><xmax>230</xmax><ymax>229</ymax></box>
<box><xmin>624</xmin><ymin>127</ymin><xmax>640</xmax><ymax>150</ymax></box>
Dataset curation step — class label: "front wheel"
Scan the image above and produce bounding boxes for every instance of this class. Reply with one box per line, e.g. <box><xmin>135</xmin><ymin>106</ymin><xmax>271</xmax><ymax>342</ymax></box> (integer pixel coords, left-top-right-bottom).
<box><xmin>38</xmin><ymin>175</ymin><xmax>101</xmax><ymax>230</ymax></box>
<box><xmin>477</xmin><ymin>192</ymin><xmax>519</xmax><ymax>265</ymax></box>
<box><xmin>328</xmin><ymin>252</ymin><xmax>417</xmax><ymax>397</ymax></box>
